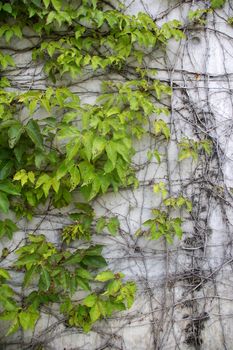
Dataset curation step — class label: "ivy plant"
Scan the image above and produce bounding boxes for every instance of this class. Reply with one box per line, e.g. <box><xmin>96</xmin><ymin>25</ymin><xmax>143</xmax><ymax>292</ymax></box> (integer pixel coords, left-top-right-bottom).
<box><xmin>0</xmin><ymin>0</ymin><xmax>197</xmax><ymax>341</ymax></box>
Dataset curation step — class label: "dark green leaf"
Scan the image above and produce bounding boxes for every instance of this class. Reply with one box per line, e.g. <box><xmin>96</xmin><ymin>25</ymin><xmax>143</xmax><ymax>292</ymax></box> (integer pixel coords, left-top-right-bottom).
<box><xmin>39</xmin><ymin>267</ymin><xmax>51</xmax><ymax>291</ymax></box>
<box><xmin>0</xmin><ymin>181</ymin><xmax>20</xmax><ymax>195</ymax></box>
<box><xmin>15</xmin><ymin>254</ymin><xmax>41</xmax><ymax>266</ymax></box>
<box><xmin>63</xmin><ymin>252</ymin><xmax>82</xmax><ymax>265</ymax></box>
<box><xmin>82</xmin><ymin>255</ymin><xmax>107</xmax><ymax>268</ymax></box>
<box><xmin>8</xmin><ymin>123</ymin><xmax>23</xmax><ymax>148</ymax></box>
<box><xmin>25</xmin><ymin>120</ymin><xmax>44</xmax><ymax>150</ymax></box>
<box><xmin>0</xmin><ymin>191</ymin><xmax>9</xmax><ymax>213</ymax></box>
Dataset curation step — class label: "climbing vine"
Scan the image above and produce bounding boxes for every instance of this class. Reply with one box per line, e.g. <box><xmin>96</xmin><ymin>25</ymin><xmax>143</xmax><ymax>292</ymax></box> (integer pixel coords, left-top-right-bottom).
<box><xmin>0</xmin><ymin>0</ymin><xmax>226</xmax><ymax>344</ymax></box>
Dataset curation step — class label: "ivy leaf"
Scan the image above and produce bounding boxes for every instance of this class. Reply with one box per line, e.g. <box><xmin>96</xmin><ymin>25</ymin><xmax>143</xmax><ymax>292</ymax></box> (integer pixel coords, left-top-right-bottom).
<box><xmin>82</xmin><ymin>132</ymin><xmax>94</xmax><ymax>162</ymax></box>
<box><xmin>24</xmin><ymin>265</ymin><xmax>37</xmax><ymax>287</ymax></box>
<box><xmin>63</xmin><ymin>252</ymin><xmax>82</xmax><ymax>265</ymax></box>
<box><xmin>0</xmin><ymin>191</ymin><xmax>9</xmax><ymax>213</ymax></box>
<box><xmin>0</xmin><ymin>160</ymin><xmax>13</xmax><ymax>180</ymax></box>
<box><xmin>0</xmin><ymin>181</ymin><xmax>20</xmax><ymax>195</ymax></box>
<box><xmin>106</xmin><ymin>279</ymin><xmax>121</xmax><ymax>295</ymax></box>
<box><xmin>82</xmin><ymin>255</ymin><xmax>107</xmax><ymax>268</ymax></box>
<box><xmin>83</xmin><ymin>294</ymin><xmax>97</xmax><ymax>307</ymax></box>
<box><xmin>76</xmin><ymin>268</ymin><xmax>92</xmax><ymax>280</ymax></box>
<box><xmin>96</xmin><ymin>217</ymin><xmax>106</xmax><ymax>233</ymax></box>
<box><xmin>0</xmin><ymin>219</ymin><xmax>18</xmax><ymax>240</ymax></box>
<box><xmin>15</xmin><ymin>254</ymin><xmax>41</xmax><ymax>266</ymax></box>
<box><xmin>211</xmin><ymin>0</ymin><xmax>225</xmax><ymax>8</ymax></box>
<box><xmin>95</xmin><ymin>270</ymin><xmax>115</xmax><ymax>282</ymax></box>
<box><xmin>19</xmin><ymin>308</ymin><xmax>39</xmax><ymax>331</ymax></box>
<box><xmin>43</xmin><ymin>0</ymin><xmax>50</xmax><ymax>8</ymax></box>
<box><xmin>2</xmin><ymin>3</ymin><xmax>12</xmax><ymax>13</ymax></box>
<box><xmin>5</xmin><ymin>30</ymin><xmax>13</xmax><ymax>43</ymax></box>
<box><xmin>46</xmin><ymin>11</ymin><xmax>56</xmax><ymax>24</ymax></box>
<box><xmin>25</xmin><ymin>120</ymin><xmax>44</xmax><ymax>150</ymax></box>
<box><xmin>66</xmin><ymin>139</ymin><xmax>80</xmax><ymax>161</ymax></box>
<box><xmin>76</xmin><ymin>277</ymin><xmax>90</xmax><ymax>291</ymax></box>
<box><xmin>92</xmin><ymin>137</ymin><xmax>106</xmax><ymax>159</ymax></box>
<box><xmin>0</xmin><ymin>268</ymin><xmax>11</xmax><ymax>280</ymax></box>
<box><xmin>173</xmin><ymin>220</ymin><xmax>183</xmax><ymax>239</ymax></box>
<box><xmin>116</xmin><ymin>281</ymin><xmax>136</xmax><ymax>308</ymax></box>
<box><xmin>106</xmin><ymin>143</ymin><xmax>117</xmax><ymax>167</ymax></box>
<box><xmin>13</xmin><ymin>25</ymin><xmax>22</xmax><ymax>39</ymax></box>
<box><xmin>85</xmin><ymin>245</ymin><xmax>104</xmax><ymax>256</ymax></box>
<box><xmin>5</xmin><ymin>317</ymin><xmax>20</xmax><ymax>336</ymax></box>
<box><xmin>107</xmin><ymin>217</ymin><xmax>119</xmax><ymax>236</ymax></box>
<box><xmin>51</xmin><ymin>0</ymin><xmax>61</xmax><ymax>11</ymax></box>
<box><xmin>69</xmin><ymin>165</ymin><xmax>80</xmax><ymax>190</ymax></box>
<box><xmin>39</xmin><ymin>267</ymin><xmax>51</xmax><ymax>291</ymax></box>
<box><xmin>90</xmin><ymin>303</ymin><xmax>101</xmax><ymax>322</ymax></box>
<box><xmin>154</xmin><ymin>119</ymin><xmax>170</xmax><ymax>140</ymax></box>
<box><xmin>8</xmin><ymin>123</ymin><xmax>23</xmax><ymax>148</ymax></box>
<box><xmin>13</xmin><ymin>169</ymin><xmax>28</xmax><ymax>187</ymax></box>
<box><xmin>178</xmin><ymin>149</ymin><xmax>193</xmax><ymax>161</ymax></box>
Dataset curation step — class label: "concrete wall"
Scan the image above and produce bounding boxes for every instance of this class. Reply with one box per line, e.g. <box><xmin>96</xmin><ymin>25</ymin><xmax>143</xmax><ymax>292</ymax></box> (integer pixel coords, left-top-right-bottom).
<box><xmin>1</xmin><ymin>1</ymin><xmax>233</xmax><ymax>349</ymax></box>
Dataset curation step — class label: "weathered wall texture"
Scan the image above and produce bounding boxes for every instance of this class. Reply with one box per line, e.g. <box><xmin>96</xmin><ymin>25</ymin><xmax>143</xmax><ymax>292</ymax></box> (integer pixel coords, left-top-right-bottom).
<box><xmin>1</xmin><ymin>1</ymin><xmax>233</xmax><ymax>349</ymax></box>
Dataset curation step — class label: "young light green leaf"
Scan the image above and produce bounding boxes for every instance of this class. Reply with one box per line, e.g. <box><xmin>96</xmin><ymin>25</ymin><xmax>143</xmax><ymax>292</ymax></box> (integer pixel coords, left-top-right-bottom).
<box><xmin>95</xmin><ymin>270</ymin><xmax>115</xmax><ymax>282</ymax></box>
<box><xmin>83</xmin><ymin>294</ymin><xmax>97</xmax><ymax>307</ymax></box>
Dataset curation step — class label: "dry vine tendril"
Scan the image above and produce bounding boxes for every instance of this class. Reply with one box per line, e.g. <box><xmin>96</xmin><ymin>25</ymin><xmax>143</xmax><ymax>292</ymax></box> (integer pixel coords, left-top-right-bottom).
<box><xmin>0</xmin><ymin>0</ymin><xmax>222</xmax><ymax>339</ymax></box>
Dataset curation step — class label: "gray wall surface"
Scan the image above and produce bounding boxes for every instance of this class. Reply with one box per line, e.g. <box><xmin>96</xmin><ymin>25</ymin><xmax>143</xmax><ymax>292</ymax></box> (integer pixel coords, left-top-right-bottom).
<box><xmin>1</xmin><ymin>1</ymin><xmax>233</xmax><ymax>349</ymax></box>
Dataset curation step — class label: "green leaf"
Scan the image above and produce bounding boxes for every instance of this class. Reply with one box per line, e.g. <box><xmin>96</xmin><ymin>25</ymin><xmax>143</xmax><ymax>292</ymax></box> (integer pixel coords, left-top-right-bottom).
<box><xmin>96</xmin><ymin>217</ymin><xmax>106</xmax><ymax>233</ymax></box>
<box><xmin>76</xmin><ymin>268</ymin><xmax>92</xmax><ymax>280</ymax></box>
<box><xmin>2</xmin><ymin>3</ymin><xmax>12</xmax><ymax>13</ymax></box>
<box><xmin>6</xmin><ymin>317</ymin><xmax>20</xmax><ymax>336</ymax></box>
<box><xmin>25</xmin><ymin>120</ymin><xmax>44</xmax><ymax>150</ymax></box>
<box><xmin>66</xmin><ymin>139</ymin><xmax>80</xmax><ymax>161</ymax></box>
<box><xmin>19</xmin><ymin>308</ymin><xmax>39</xmax><ymax>331</ymax></box>
<box><xmin>76</xmin><ymin>277</ymin><xmax>90</xmax><ymax>291</ymax></box>
<box><xmin>43</xmin><ymin>0</ymin><xmax>50</xmax><ymax>8</ymax></box>
<box><xmin>39</xmin><ymin>267</ymin><xmax>51</xmax><ymax>291</ymax></box>
<box><xmin>154</xmin><ymin>119</ymin><xmax>170</xmax><ymax>140</ymax></box>
<box><xmin>90</xmin><ymin>303</ymin><xmax>101</xmax><ymax>322</ymax></box>
<box><xmin>46</xmin><ymin>11</ymin><xmax>56</xmax><ymax>24</ymax></box>
<box><xmin>0</xmin><ymin>181</ymin><xmax>20</xmax><ymax>195</ymax></box>
<box><xmin>95</xmin><ymin>270</ymin><xmax>115</xmax><ymax>282</ymax></box>
<box><xmin>0</xmin><ymin>219</ymin><xmax>18</xmax><ymax>240</ymax></box>
<box><xmin>106</xmin><ymin>143</ymin><xmax>117</xmax><ymax>168</ymax></box>
<box><xmin>106</xmin><ymin>279</ymin><xmax>121</xmax><ymax>295</ymax></box>
<box><xmin>178</xmin><ymin>149</ymin><xmax>193</xmax><ymax>161</ymax></box>
<box><xmin>107</xmin><ymin>217</ymin><xmax>119</xmax><ymax>236</ymax></box>
<box><xmin>85</xmin><ymin>245</ymin><xmax>103</xmax><ymax>256</ymax></box>
<box><xmin>13</xmin><ymin>169</ymin><xmax>28</xmax><ymax>187</ymax></box>
<box><xmin>63</xmin><ymin>252</ymin><xmax>82</xmax><ymax>265</ymax></box>
<box><xmin>0</xmin><ymin>268</ymin><xmax>11</xmax><ymax>280</ymax></box>
<box><xmin>0</xmin><ymin>191</ymin><xmax>9</xmax><ymax>213</ymax></box>
<box><xmin>15</xmin><ymin>254</ymin><xmax>40</xmax><ymax>266</ymax></box>
<box><xmin>82</xmin><ymin>255</ymin><xmax>107</xmax><ymax>268</ymax></box>
<box><xmin>173</xmin><ymin>220</ymin><xmax>183</xmax><ymax>239</ymax></box>
<box><xmin>8</xmin><ymin>123</ymin><xmax>23</xmax><ymax>148</ymax></box>
<box><xmin>51</xmin><ymin>0</ymin><xmax>61</xmax><ymax>11</ymax></box>
<box><xmin>83</xmin><ymin>294</ymin><xmax>97</xmax><ymax>307</ymax></box>
<box><xmin>0</xmin><ymin>160</ymin><xmax>13</xmax><ymax>180</ymax></box>
<box><xmin>13</xmin><ymin>25</ymin><xmax>22</xmax><ymax>39</ymax></box>
<box><xmin>5</xmin><ymin>30</ymin><xmax>13</xmax><ymax>43</ymax></box>
<box><xmin>82</xmin><ymin>132</ymin><xmax>94</xmax><ymax>162</ymax></box>
<box><xmin>69</xmin><ymin>165</ymin><xmax>80</xmax><ymax>191</ymax></box>
<box><xmin>24</xmin><ymin>265</ymin><xmax>37</xmax><ymax>287</ymax></box>
<box><xmin>92</xmin><ymin>137</ymin><xmax>106</xmax><ymax>159</ymax></box>
<box><xmin>211</xmin><ymin>0</ymin><xmax>225</xmax><ymax>8</ymax></box>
